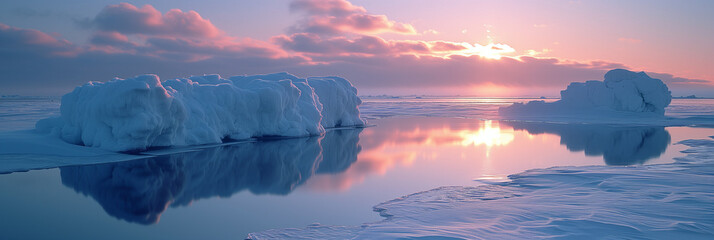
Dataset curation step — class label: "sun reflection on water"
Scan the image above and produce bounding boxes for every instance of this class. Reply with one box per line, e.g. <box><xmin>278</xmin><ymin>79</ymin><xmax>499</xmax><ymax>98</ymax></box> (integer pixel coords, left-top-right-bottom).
<box><xmin>459</xmin><ymin>120</ymin><xmax>514</xmax><ymax>147</ymax></box>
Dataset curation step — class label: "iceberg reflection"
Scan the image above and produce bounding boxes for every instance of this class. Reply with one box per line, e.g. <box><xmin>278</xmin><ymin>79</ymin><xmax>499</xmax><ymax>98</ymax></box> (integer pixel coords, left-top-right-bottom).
<box><xmin>60</xmin><ymin>128</ymin><xmax>362</xmax><ymax>224</ymax></box>
<box><xmin>502</xmin><ymin>122</ymin><xmax>670</xmax><ymax>165</ymax></box>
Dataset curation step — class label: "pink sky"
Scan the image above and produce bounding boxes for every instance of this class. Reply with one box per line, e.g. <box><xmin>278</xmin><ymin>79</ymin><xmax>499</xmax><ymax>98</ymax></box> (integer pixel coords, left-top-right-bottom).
<box><xmin>0</xmin><ymin>0</ymin><xmax>712</xmax><ymax>96</ymax></box>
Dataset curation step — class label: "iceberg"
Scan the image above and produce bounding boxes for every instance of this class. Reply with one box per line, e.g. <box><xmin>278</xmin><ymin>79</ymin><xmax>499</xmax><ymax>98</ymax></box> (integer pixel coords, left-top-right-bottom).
<box><xmin>499</xmin><ymin>69</ymin><xmax>672</xmax><ymax>119</ymax></box>
<box><xmin>35</xmin><ymin>73</ymin><xmax>365</xmax><ymax>151</ymax></box>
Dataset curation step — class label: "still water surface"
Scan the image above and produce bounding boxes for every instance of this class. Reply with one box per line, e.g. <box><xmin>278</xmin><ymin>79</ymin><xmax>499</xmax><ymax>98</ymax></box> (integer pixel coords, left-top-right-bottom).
<box><xmin>1</xmin><ymin>117</ymin><xmax>712</xmax><ymax>239</ymax></box>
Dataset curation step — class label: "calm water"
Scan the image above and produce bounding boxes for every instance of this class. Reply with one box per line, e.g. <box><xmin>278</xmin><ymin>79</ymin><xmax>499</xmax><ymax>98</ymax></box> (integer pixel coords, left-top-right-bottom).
<box><xmin>2</xmin><ymin>116</ymin><xmax>713</xmax><ymax>239</ymax></box>
<box><xmin>2</xmin><ymin>97</ymin><xmax>714</xmax><ymax>239</ymax></box>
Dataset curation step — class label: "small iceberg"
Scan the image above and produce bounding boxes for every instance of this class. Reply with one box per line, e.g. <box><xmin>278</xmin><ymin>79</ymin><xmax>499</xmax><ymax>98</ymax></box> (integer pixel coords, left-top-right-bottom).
<box><xmin>35</xmin><ymin>72</ymin><xmax>365</xmax><ymax>151</ymax></box>
<box><xmin>500</xmin><ymin>69</ymin><xmax>672</xmax><ymax>120</ymax></box>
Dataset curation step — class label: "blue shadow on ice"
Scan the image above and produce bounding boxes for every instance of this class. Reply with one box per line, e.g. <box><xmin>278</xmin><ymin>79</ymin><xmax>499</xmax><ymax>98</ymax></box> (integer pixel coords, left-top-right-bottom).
<box><xmin>502</xmin><ymin>122</ymin><xmax>671</xmax><ymax>165</ymax></box>
<box><xmin>60</xmin><ymin>128</ymin><xmax>362</xmax><ymax>225</ymax></box>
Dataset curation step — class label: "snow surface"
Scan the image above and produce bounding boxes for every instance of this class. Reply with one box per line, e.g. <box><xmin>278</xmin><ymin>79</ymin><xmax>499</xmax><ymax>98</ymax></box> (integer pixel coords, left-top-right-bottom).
<box><xmin>500</xmin><ymin>69</ymin><xmax>672</xmax><ymax>119</ymax></box>
<box><xmin>248</xmin><ymin>137</ymin><xmax>714</xmax><ymax>239</ymax></box>
<box><xmin>35</xmin><ymin>73</ymin><xmax>364</xmax><ymax>151</ymax></box>
<box><xmin>0</xmin><ymin>130</ymin><xmax>150</xmax><ymax>174</ymax></box>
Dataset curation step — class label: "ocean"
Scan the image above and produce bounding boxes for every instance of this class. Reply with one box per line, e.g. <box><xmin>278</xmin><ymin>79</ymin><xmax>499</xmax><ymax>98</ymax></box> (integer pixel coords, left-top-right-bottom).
<box><xmin>1</xmin><ymin>97</ymin><xmax>713</xmax><ymax>239</ymax></box>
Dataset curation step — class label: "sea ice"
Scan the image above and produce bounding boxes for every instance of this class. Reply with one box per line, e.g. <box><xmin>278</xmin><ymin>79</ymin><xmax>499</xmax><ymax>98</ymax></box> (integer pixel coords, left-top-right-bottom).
<box><xmin>500</xmin><ymin>69</ymin><xmax>672</xmax><ymax>119</ymax></box>
<box><xmin>248</xmin><ymin>137</ymin><xmax>714</xmax><ymax>239</ymax></box>
<box><xmin>35</xmin><ymin>73</ymin><xmax>365</xmax><ymax>151</ymax></box>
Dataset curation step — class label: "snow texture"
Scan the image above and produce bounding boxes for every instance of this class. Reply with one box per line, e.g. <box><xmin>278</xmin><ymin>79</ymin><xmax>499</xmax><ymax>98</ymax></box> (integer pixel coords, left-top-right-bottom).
<box><xmin>35</xmin><ymin>73</ymin><xmax>364</xmax><ymax>151</ymax></box>
<box><xmin>248</xmin><ymin>137</ymin><xmax>714</xmax><ymax>239</ymax></box>
<box><xmin>500</xmin><ymin>69</ymin><xmax>672</xmax><ymax>117</ymax></box>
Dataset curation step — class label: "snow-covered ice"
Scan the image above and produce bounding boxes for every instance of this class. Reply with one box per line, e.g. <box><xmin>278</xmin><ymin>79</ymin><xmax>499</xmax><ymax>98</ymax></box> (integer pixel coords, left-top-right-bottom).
<box><xmin>248</xmin><ymin>137</ymin><xmax>714</xmax><ymax>239</ymax></box>
<box><xmin>34</xmin><ymin>73</ymin><xmax>365</xmax><ymax>151</ymax></box>
<box><xmin>500</xmin><ymin>69</ymin><xmax>673</xmax><ymax>121</ymax></box>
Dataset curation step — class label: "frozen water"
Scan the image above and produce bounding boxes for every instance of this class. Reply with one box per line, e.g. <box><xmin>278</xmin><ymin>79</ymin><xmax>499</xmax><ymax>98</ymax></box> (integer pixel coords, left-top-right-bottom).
<box><xmin>34</xmin><ymin>73</ymin><xmax>365</xmax><ymax>151</ymax></box>
<box><xmin>248</xmin><ymin>137</ymin><xmax>714</xmax><ymax>239</ymax></box>
<box><xmin>500</xmin><ymin>69</ymin><xmax>673</xmax><ymax>120</ymax></box>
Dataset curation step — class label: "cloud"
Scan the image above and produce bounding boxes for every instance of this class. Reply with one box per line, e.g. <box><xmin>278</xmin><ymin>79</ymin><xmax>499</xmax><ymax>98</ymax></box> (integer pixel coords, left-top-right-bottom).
<box><xmin>526</xmin><ymin>48</ymin><xmax>551</xmax><ymax>56</ymax></box>
<box><xmin>91</xmin><ymin>3</ymin><xmax>221</xmax><ymax>38</ymax></box>
<box><xmin>0</xmin><ymin>0</ymin><xmax>711</xmax><ymax>96</ymax></box>
<box><xmin>290</xmin><ymin>0</ymin><xmax>366</xmax><ymax>16</ymax></box>
<box><xmin>273</xmin><ymin>33</ymin><xmax>431</xmax><ymax>57</ymax></box>
<box><xmin>89</xmin><ymin>31</ymin><xmax>129</xmax><ymax>45</ymax></box>
<box><xmin>648</xmin><ymin>72</ymin><xmax>712</xmax><ymax>86</ymax></box>
<box><xmin>143</xmin><ymin>36</ymin><xmax>287</xmax><ymax>61</ymax></box>
<box><xmin>422</xmin><ymin>29</ymin><xmax>439</xmax><ymax>35</ymax></box>
<box><xmin>273</xmin><ymin>33</ymin><xmax>516</xmax><ymax>60</ymax></box>
<box><xmin>0</xmin><ymin>23</ymin><xmax>78</xmax><ymax>56</ymax></box>
<box><xmin>289</xmin><ymin>0</ymin><xmax>416</xmax><ymax>35</ymax></box>
<box><xmin>2</xmin><ymin>22</ymin><xmax>709</xmax><ymax>96</ymax></box>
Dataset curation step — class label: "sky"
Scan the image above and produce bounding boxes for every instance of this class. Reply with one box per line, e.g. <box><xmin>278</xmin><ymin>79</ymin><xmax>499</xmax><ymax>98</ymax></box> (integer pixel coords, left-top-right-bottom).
<box><xmin>1</xmin><ymin>0</ymin><xmax>713</xmax><ymax>96</ymax></box>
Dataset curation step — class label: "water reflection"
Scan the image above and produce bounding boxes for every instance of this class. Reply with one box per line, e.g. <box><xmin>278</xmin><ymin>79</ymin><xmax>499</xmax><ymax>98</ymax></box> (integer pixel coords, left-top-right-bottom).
<box><xmin>56</xmin><ymin>118</ymin><xmax>673</xmax><ymax>226</ymax></box>
<box><xmin>304</xmin><ymin>118</ymin><xmax>673</xmax><ymax>193</ymax></box>
<box><xmin>501</xmin><ymin>122</ymin><xmax>671</xmax><ymax>165</ymax></box>
<box><xmin>303</xmin><ymin>119</ymin><xmax>518</xmax><ymax>191</ymax></box>
<box><xmin>60</xmin><ymin>129</ymin><xmax>362</xmax><ymax>224</ymax></box>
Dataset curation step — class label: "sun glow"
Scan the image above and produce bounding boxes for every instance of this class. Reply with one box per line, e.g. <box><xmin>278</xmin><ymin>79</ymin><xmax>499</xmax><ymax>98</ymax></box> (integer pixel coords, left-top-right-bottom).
<box><xmin>458</xmin><ymin>43</ymin><xmax>516</xmax><ymax>59</ymax></box>
<box><xmin>459</xmin><ymin>120</ymin><xmax>514</xmax><ymax>147</ymax></box>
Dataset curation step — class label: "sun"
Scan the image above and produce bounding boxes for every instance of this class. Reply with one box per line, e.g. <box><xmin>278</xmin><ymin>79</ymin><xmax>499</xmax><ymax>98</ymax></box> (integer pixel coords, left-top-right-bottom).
<box><xmin>459</xmin><ymin>43</ymin><xmax>516</xmax><ymax>60</ymax></box>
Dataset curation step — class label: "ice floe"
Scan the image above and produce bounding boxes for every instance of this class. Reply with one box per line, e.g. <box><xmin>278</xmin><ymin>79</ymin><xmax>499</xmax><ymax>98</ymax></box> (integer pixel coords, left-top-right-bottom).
<box><xmin>500</xmin><ymin>69</ymin><xmax>673</xmax><ymax>121</ymax></box>
<box><xmin>248</xmin><ymin>137</ymin><xmax>714</xmax><ymax>239</ymax></box>
<box><xmin>35</xmin><ymin>73</ymin><xmax>365</xmax><ymax>151</ymax></box>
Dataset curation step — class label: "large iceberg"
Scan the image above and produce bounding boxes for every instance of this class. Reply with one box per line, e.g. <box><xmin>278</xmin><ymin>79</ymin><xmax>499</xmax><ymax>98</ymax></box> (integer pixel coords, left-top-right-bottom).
<box><xmin>36</xmin><ymin>72</ymin><xmax>365</xmax><ymax>151</ymax></box>
<box><xmin>500</xmin><ymin>69</ymin><xmax>672</xmax><ymax>118</ymax></box>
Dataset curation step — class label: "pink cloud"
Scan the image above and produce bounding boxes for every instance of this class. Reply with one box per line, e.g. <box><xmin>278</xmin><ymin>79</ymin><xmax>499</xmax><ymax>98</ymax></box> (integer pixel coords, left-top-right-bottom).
<box><xmin>1</xmin><ymin>0</ymin><xmax>712</xmax><ymax>97</ymax></box>
<box><xmin>273</xmin><ymin>33</ymin><xmax>429</xmax><ymax>57</ymax></box>
<box><xmin>274</xmin><ymin>33</ymin><xmax>479</xmax><ymax>58</ymax></box>
<box><xmin>289</xmin><ymin>0</ymin><xmax>416</xmax><ymax>35</ymax></box>
<box><xmin>89</xmin><ymin>31</ymin><xmax>134</xmax><ymax>48</ymax></box>
<box><xmin>92</xmin><ymin>3</ymin><xmax>221</xmax><ymax>38</ymax></box>
<box><xmin>0</xmin><ymin>23</ymin><xmax>78</xmax><ymax>56</ymax></box>
<box><xmin>290</xmin><ymin>0</ymin><xmax>366</xmax><ymax>16</ymax></box>
<box><xmin>144</xmin><ymin>36</ymin><xmax>288</xmax><ymax>61</ymax></box>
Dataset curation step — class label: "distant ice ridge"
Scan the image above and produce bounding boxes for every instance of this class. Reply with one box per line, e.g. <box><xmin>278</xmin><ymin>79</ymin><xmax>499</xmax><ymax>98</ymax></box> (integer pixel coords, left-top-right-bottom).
<box><xmin>500</xmin><ymin>69</ymin><xmax>672</xmax><ymax>118</ymax></box>
<box><xmin>36</xmin><ymin>72</ymin><xmax>365</xmax><ymax>151</ymax></box>
<box><xmin>248</xmin><ymin>138</ymin><xmax>714</xmax><ymax>239</ymax></box>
